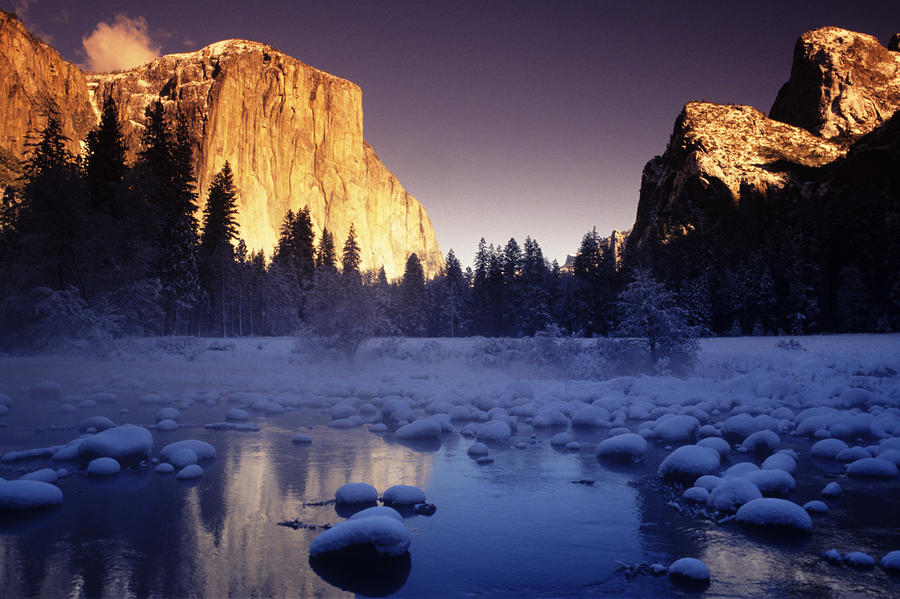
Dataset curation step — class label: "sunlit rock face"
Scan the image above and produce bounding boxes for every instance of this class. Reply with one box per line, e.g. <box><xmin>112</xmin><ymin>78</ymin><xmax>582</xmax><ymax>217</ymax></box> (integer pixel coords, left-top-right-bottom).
<box><xmin>0</xmin><ymin>10</ymin><xmax>444</xmax><ymax>278</ymax></box>
<box><xmin>0</xmin><ymin>12</ymin><xmax>95</xmax><ymax>158</ymax></box>
<box><xmin>770</xmin><ymin>27</ymin><xmax>900</xmax><ymax>144</ymax></box>
<box><xmin>629</xmin><ymin>26</ymin><xmax>900</xmax><ymax>252</ymax></box>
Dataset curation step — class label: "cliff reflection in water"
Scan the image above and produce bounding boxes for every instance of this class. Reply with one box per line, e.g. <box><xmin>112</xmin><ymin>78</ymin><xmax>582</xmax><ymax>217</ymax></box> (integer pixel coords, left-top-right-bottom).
<box><xmin>0</xmin><ymin>422</ymin><xmax>436</xmax><ymax>599</ymax></box>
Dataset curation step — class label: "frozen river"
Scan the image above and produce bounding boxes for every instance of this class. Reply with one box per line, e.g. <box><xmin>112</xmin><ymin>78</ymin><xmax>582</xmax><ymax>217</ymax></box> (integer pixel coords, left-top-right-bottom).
<box><xmin>1</xmin><ymin>335</ymin><xmax>900</xmax><ymax>597</ymax></box>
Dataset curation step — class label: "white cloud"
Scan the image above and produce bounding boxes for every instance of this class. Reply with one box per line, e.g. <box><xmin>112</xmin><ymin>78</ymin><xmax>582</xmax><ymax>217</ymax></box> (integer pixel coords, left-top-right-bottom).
<box><xmin>81</xmin><ymin>14</ymin><xmax>160</xmax><ymax>73</ymax></box>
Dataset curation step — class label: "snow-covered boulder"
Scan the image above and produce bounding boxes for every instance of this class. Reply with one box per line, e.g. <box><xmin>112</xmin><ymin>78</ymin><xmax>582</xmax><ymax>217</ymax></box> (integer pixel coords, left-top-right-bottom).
<box><xmin>697</xmin><ymin>437</ymin><xmax>731</xmax><ymax>456</ymax></box>
<box><xmin>653</xmin><ymin>415</ymin><xmax>699</xmax><ymax>444</ymax></box>
<box><xmin>658</xmin><ymin>445</ymin><xmax>720</xmax><ymax>479</ymax></box>
<box><xmin>683</xmin><ymin>487</ymin><xmax>710</xmax><ymax>503</ymax></box>
<box><xmin>335</xmin><ymin>483</ymin><xmax>378</xmax><ymax>504</ymax></box>
<box><xmin>80</xmin><ymin>425</ymin><xmax>153</xmax><ymax>461</ymax></box>
<box><xmin>532</xmin><ymin>409</ymin><xmax>568</xmax><ymax>428</ymax></box>
<box><xmin>846</xmin><ymin>457</ymin><xmax>898</xmax><ymax>478</ymax></box>
<box><xmin>168</xmin><ymin>448</ymin><xmax>198</xmax><ymax>468</ymax></box>
<box><xmin>881</xmin><ymin>551</ymin><xmax>900</xmax><ymax>571</ymax></box>
<box><xmin>811</xmin><ymin>439</ymin><xmax>849</xmax><ymax>459</ymax></box>
<box><xmin>668</xmin><ymin>557</ymin><xmax>710</xmax><ymax>581</ymax></box>
<box><xmin>20</xmin><ymin>468</ymin><xmax>58</xmax><ymax>483</ymax></box>
<box><xmin>707</xmin><ymin>478</ymin><xmax>762</xmax><ymax>512</ymax></box>
<box><xmin>467</xmin><ymin>442</ymin><xmax>489</xmax><ymax>457</ymax></box>
<box><xmin>292</xmin><ymin>433</ymin><xmax>312</xmax><ymax>444</ymax></box>
<box><xmin>396</xmin><ymin>419</ymin><xmax>442</xmax><ymax>440</ymax></box>
<box><xmin>694</xmin><ymin>475</ymin><xmax>722</xmax><ymax>491</ymax></box>
<box><xmin>822</xmin><ymin>482</ymin><xmax>842</xmax><ymax>497</ymax></box>
<box><xmin>596</xmin><ymin>433</ymin><xmax>647</xmax><ymax>460</ymax></box>
<box><xmin>744</xmin><ymin>469</ymin><xmax>795</xmax><ymax>496</ymax></box>
<box><xmin>735</xmin><ymin>498</ymin><xmax>812</xmax><ymax>532</ymax></box>
<box><xmin>844</xmin><ymin>552</ymin><xmax>875</xmax><ymax>568</ymax></box>
<box><xmin>836</xmin><ymin>446</ymin><xmax>871</xmax><ymax>462</ymax></box>
<box><xmin>0</xmin><ymin>480</ymin><xmax>63</xmax><ymax>509</ymax></box>
<box><xmin>723</xmin><ymin>462</ymin><xmax>759</xmax><ymax>478</ymax></box>
<box><xmin>761</xmin><ymin>452</ymin><xmax>797</xmax><ymax>474</ymax></box>
<box><xmin>226</xmin><ymin>408</ymin><xmax>249</xmax><ymax>422</ymax></box>
<box><xmin>156</xmin><ymin>407</ymin><xmax>180</xmax><ymax>422</ymax></box>
<box><xmin>309</xmin><ymin>516</ymin><xmax>411</xmax><ymax>557</ymax></box>
<box><xmin>79</xmin><ymin>416</ymin><xmax>116</xmax><ymax>432</ymax></box>
<box><xmin>382</xmin><ymin>485</ymin><xmax>426</xmax><ymax>506</ymax></box>
<box><xmin>155</xmin><ymin>463</ymin><xmax>175</xmax><ymax>474</ymax></box>
<box><xmin>349</xmin><ymin>506</ymin><xmax>403</xmax><ymax>522</ymax></box>
<box><xmin>571</xmin><ymin>406</ymin><xmax>610</xmax><ymax>428</ymax></box>
<box><xmin>156</xmin><ymin>419</ymin><xmax>179</xmax><ymax>432</ymax></box>
<box><xmin>87</xmin><ymin>457</ymin><xmax>120</xmax><ymax>476</ymax></box>
<box><xmin>803</xmin><ymin>500</ymin><xmax>828</xmax><ymax>514</ymax></box>
<box><xmin>741</xmin><ymin>430</ymin><xmax>780</xmax><ymax>454</ymax></box>
<box><xmin>160</xmin><ymin>440</ymin><xmax>216</xmax><ymax>463</ymax></box>
<box><xmin>476</xmin><ymin>420</ymin><xmax>512</xmax><ymax>443</ymax></box>
<box><xmin>175</xmin><ymin>465</ymin><xmax>203</xmax><ymax>480</ymax></box>
<box><xmin>550</xmin><ymin>432</ymin><xmax>574</xmax><ymax>447</ymax></box>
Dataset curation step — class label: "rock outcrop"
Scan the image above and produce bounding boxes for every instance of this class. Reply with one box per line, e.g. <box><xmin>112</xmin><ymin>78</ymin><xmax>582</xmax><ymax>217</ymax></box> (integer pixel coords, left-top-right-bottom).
<box><xmin>769</xmin><ymin>27</ymin><xmax>900</xmax><ymax>144</ymax></box>
<box><xmin>0</xmin><ymin>11</ymin><xmax>443</xmax><ymax>278</ymax></box>
<box><xmin>630</xmin><ymin>26</ymin><xmax>899</xmax><ymax>253</ymax></box>
<box><xmin>0</xmin><ymin>12</ymin><xmax>95</xmax><ymax>158</ymax></box>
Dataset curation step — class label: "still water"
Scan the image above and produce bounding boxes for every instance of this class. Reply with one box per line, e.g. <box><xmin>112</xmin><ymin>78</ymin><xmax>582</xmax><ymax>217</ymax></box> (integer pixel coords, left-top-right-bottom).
<box><xmin>2</xmin><ymin>391</ymin><xmax>900</xmax><ymax>597</ymax></box>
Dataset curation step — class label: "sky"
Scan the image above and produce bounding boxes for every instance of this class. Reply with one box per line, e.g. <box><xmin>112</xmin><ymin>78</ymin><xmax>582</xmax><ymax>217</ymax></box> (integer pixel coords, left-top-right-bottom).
<box><xmin>8</xmin><ymin>0</ymin><xmax>900</xmax><ymax>266</ymax></box>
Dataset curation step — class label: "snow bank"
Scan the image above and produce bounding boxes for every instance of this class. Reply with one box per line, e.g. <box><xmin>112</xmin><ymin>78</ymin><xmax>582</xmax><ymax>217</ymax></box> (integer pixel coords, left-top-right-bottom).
<box><xmin>309</xmin><ymin>516</ymin><xmax>411</xmax><ymax>557</ymax></box>
<box><xmin>0</xmin><ymin>480</ymin><xmax>63</xmax><ymax>509</ymax></box>
<box><xmin>735</xmin><ymin>498</ymin><xmax>812</xmax><ymax>532</ymax></box>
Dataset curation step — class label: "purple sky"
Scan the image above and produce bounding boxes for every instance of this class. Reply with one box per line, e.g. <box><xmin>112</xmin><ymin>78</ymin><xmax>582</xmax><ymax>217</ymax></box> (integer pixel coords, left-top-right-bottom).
<box><xmin>11</xmin><ymin>0</ymin><xmax>900</xmax><ymax>266</ymax></box>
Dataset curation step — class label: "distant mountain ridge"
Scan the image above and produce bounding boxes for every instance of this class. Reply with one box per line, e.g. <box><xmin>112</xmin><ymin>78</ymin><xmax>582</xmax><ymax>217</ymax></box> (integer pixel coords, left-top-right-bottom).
<box><xmin>0</xmin><ymin>10</ymin><xmax>444</xmax><ymax>279</ymax></box>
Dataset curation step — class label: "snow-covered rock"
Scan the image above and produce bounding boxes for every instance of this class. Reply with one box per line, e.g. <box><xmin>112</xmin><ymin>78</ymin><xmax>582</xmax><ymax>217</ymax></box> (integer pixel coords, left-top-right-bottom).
<box><xmin>382</xmin><ymin>485</ymin><xmax>426</xmax><ymax>506</ymax></box>
<box><xmin>697</xmin><ymin>437</ymin><xmax>731</xmax><ymax>456</ymax></box>
<box><xmin>653</xmin><ymin>415</ymin><xmax>699</xmax><ymax>444</ymax></box>
<box><xmin>881</xmin><ymin>550</ymin><xmax>900</xmax><ymax>571</ymax></box>
<box><xmin>811</xmin><ymin>438</ymin><xmax>849</xmax><ymax>459</ymax></box>
<box><xmin>168</xmin><ymin>448</ymin><xmax>199</xmax><ymax>468</ymax></box>
<box><xmin>309</xmin><ymin>516</ymin><xmax>411</xmax><ymax>557</ymax></box>
<box><xmin>597</xmin><ymin>433</ymin><xmax>647</xmax><ymax>460</ymax></box>
<box><xmin>844</xmin><ymin>551</ymin><xmax>875</xmax><ymax>568</ymax></box>
<box><xmin>708</xmin><ymin>477</ymin><xmax>762</xmax><ymax>512</ymax></box>
<box><xmin>291</xmin><ymin>433</ymin><xmax>312</xmax><ymax>444</ymax></box>
<box><xmin>761</xmin><ymin>452</ymin><xmax>797</xmax><ymax>474</ymax></box>
<box><xmin>155</xmin><ymin>463</ymin><xmax>175</xmax><ymax>474</ymax></box>
<box><xmin>476</xmin><ymin>420</ymin><xmax>512</xmax><ymax>442</ymax></box>
<box><xmin>668</xmin><ymin>557</ymin><xmax>710</xmax><ymax>581</ymax></box>
<box><xmin>20</xmin><ymin>468</ymin><xmax>58</xmax><ymax>483</ymax></box>
<box><xmin>156</xmin><ymin>419</ymin><xmax>179</xmax><ymax>432</ymax></box>
<box><xmin>846</xmin><ymin>457</ymin><xmax>898</xmax><ymax>478</ymax></box>
<box><xmin>735</xmin><ymin>498</ymin><xmax>812</xmax><ymax>532</ymax></box>
<box><xmin>335</xmin><ymin>483</ymin><xmax>378</xmax><ymax>504</ymax></box>
<box><xmin>803</xmin><ymin>500</ymin><xmax>828</xmax><ymax>513</ymax></box>
<box><xmin>349</xmin><ymin>506</ymin><xmax>403</xmax><ymax>522</ymax></box>
<box><xmin>467</xmin><ymin>442</ymin><xmax>489</xmax><ymax>457</ymax></box>
<box><xmin>80</xmin><ymin>425</ymin><xmax>153</xmax><ymax>461</ymax></box>
<box><xmin>0</xmin><ymin>480</ymin><xmax>63</xmax><ymax>509</ymax></box>
<box><xmin>156</xmin><ymin>407</ymin><xmax>180</xmax><ymax>422</ymax></box>
<box><xmin>744</xmin><ymin>469</ymin><xmax>796</xmax><ymax>496</ymax></box>
<box><xmin>176</xmin><ymin>464</ymin><xmax>204</xmax><ymax>480</ymax></box>
<box><xmin>160</xmin><ymin>440</ymin><xmax>216</xmax><ymax>462</ymax></box>
<box><xmin>741</xmin><ymin>430</ymin><xmax>780</xmax><ymax>454</ymax></box>
<box><xmin>683</xmin><ymin>487</ymin><xmax>710</xmax><ymax>503</ymax></box>
<box><xmin>550</xmin><ymin>432</ymin><xmax>574</xmax><ymax>447</ymax></box>
<box><xmin>532</xmin><ymin>409</ymin><xmax>568</xmax><ymax>428</ymax></box>
<box><xmin>723</xmin><ymin>462</ymin><xmax>759</xmax><ymax>478</ymax></box>
<box><xmin>396</xmin><ymin>419</ymin><xmax>442</xmax><ymax>440</ymax></box>
<box><xmin>79</xmin><ymin>416</ymin><xmax>116</xmax><ymax>432</ymax></box>
<box><xmin>658</xmin><ymin>445</ymin><xmax>720</xmax><ymax>479</ymax></box>
<box><xmin>822</xmin><ymin>482</ymin><xmax>842</xmax><ymax>497</ymax></box>
<box><xmin>226</xmin><ymin>408</ymin><xmax>249</xmax><ymax>422</ymax></box>
<box><xmin>87</xmin><ymin>457</ymin><xmax>121</xmax><ymax>476</ymax></box>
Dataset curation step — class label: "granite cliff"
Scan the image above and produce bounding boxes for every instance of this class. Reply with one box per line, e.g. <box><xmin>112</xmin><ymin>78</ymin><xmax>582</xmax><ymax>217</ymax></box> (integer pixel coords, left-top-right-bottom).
<box><xmin>0</xmin><ymin>11</ymin><xmax>443</xmax><ymax>279</ymax></box>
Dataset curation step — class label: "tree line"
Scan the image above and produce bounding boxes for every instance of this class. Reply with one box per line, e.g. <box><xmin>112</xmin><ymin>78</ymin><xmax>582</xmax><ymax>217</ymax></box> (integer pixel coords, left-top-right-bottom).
<box><xmin>0</xmin><ymin>98</ymin><xmax>894</xmax><ymax>350</ymax></box>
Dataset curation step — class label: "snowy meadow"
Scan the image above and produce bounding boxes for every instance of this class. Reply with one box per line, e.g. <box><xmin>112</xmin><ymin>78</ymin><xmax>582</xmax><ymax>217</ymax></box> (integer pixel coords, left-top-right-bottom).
<box><xmin>1</xmin><ymin>334</ymin><xmax>900</xmax><ymax>598</ymax></box>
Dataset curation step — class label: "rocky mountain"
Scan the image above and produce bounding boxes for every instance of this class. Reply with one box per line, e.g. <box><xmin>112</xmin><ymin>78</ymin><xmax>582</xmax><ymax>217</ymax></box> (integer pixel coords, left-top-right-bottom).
<box><xmin>627</xmin><ymin>26</ymin><xmax>900</xmax><ymax>332</ymax></box>
<box><xmin>0</xmin><ymin>11</ymin><xmax>443</xmax><ymax>279</ymax></box>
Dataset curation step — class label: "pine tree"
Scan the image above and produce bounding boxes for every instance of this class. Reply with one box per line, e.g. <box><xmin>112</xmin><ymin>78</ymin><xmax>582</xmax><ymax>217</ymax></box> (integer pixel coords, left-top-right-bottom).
<box><xmin>84</xmin><ymin>96</ymin><xmax>127</xmax><ymax>213</ymax></box>
<box><xmin>199</xmin><ymin>162</ymin><xmax>240</xmax><ymax>335</ymax></box>
<box><xmin>439</xmin><ymin>249</ymin><xmax>467</xmax><ymax>336</ymax></box>
<box><xmin>401</xmin><ymin>253</ymin><xmax>427</xmax><ymax>336</ymax></box>
<box><xmin>341</xmin><ymin>223</ymin><xmax>361</xmax><ymax>281</ymax></box>
<box><xmin>135</xmin><ymin>102</ymin><xmax>200</xmax><ymax>334</ymax></box>
<box><xmin>316</xmin><ymin>227</ymin><xmax>337</xmax><ymax>272</ymax></box>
